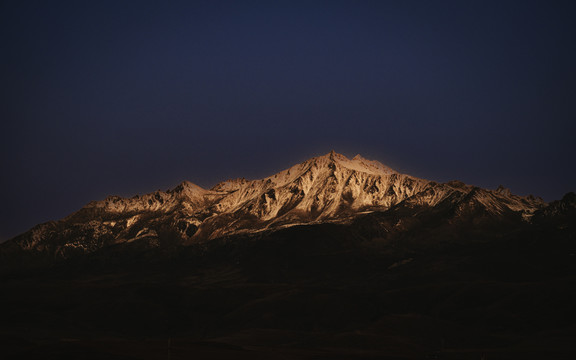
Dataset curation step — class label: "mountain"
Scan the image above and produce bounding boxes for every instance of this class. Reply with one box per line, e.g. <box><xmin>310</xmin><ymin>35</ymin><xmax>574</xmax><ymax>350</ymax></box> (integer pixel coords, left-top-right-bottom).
<box><xmin>2</xmin><ymin>151</ymin><xmax>575</xmax><ymax>359</ymax></box>
<box><xmin>2</xmin><ymin>151</ymin><xmax>544</xmax><ymax>264</ymax></box>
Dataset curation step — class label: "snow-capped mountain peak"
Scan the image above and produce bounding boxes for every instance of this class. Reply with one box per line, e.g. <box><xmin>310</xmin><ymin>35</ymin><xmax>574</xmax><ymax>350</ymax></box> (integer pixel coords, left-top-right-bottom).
<box><xmin>169</xmin><ymin>180</ymin><xmax>207</xmax><ymax>195</ymax></box>
<box><xmin>5</xmin><ymin>151</ymin><xmax>547</xmax><ymax>258</ymax></box>
<box><xmin>339</xmin><ymin>152</ymin><xmax>396</xmax><ymax>176</ymax></box>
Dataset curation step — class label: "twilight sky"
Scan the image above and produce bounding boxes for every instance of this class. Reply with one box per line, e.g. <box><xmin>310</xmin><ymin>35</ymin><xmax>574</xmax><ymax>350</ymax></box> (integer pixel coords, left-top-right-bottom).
<box><xmin>1</xmin><ymin>0</ymin><xmax>575</xmax><ymax>241</ymax></box>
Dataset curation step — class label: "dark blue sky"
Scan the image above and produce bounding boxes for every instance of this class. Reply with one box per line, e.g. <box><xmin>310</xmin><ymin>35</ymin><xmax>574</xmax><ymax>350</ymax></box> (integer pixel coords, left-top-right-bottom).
<box><xmin>1</xmin><ymin>0</ymin><xmax>575</xmax><ymax>240</ymax></box>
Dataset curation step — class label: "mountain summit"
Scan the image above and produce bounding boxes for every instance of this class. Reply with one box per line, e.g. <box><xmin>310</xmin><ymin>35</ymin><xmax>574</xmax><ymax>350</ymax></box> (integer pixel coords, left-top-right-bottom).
<box><xmin>3</xmin><ymin>151</ymin><xmax>545</xmax><ymax>261</ymax></box>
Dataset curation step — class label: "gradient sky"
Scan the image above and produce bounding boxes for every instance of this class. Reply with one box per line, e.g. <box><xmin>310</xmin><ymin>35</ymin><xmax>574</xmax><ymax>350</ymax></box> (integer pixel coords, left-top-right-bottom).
<box><xmin>1</xmin><ymin>0</ymin><xmax>575</xmax><ymax>241</ymax></box>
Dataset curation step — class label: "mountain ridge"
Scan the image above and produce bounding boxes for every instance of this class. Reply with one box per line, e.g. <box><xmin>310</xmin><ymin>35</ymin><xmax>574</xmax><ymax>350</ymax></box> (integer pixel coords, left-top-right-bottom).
<box><xmin>1</xmin><ymin>151</ymin><xmax>547</xmax><ymax>263</ymax></box>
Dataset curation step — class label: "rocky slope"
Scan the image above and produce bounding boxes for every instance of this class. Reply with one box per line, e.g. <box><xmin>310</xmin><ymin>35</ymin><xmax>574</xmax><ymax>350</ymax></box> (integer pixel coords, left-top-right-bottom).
<box><xmin>2</xmin><ymin>151</ymin><xmax>546</xmax><ymax>263</ymax></box>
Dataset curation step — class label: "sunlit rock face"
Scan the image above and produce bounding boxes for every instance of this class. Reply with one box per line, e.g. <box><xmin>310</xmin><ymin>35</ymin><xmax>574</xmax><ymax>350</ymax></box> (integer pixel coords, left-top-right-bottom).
<box><xmin>4</xmin><ymin>151</ymin><xmax>546</xmax><ymax>260</ymax></box>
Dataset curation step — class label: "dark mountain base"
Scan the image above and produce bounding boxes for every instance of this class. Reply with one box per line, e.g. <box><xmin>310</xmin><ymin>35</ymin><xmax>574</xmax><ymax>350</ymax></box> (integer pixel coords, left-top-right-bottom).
<box><xmin>2</xmin><ymin>207</ymin><xmax>576</xmax><ymax>360</ymax></box>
